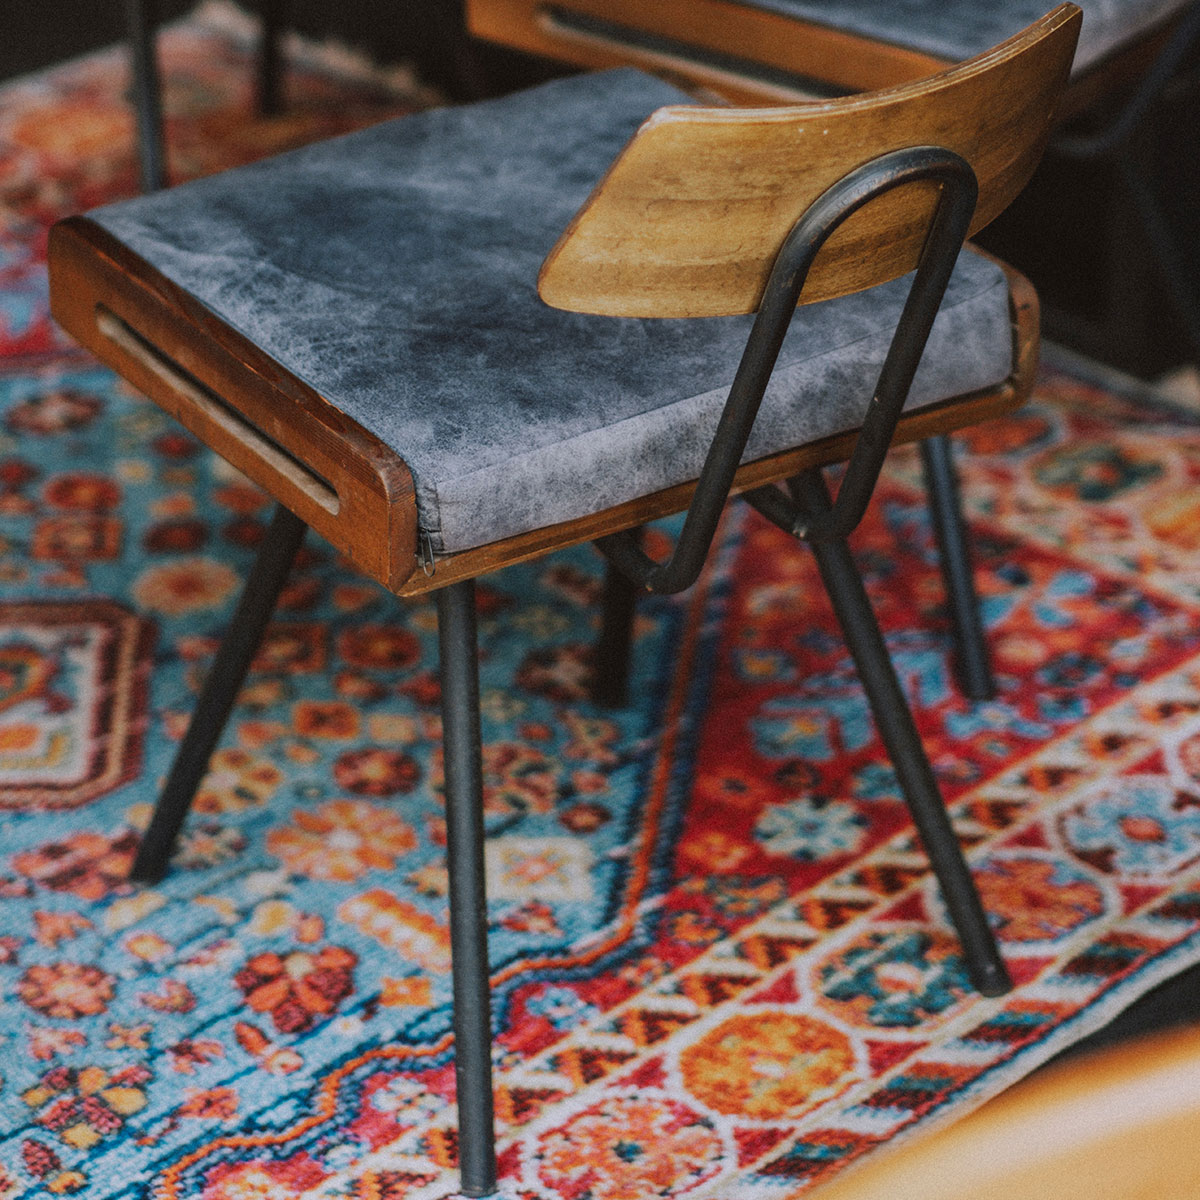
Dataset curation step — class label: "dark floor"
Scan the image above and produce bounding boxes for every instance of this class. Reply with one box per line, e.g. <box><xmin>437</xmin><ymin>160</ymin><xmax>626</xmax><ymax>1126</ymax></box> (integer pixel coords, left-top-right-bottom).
<box><xmin>5</xmin><ymin>0</ymin><xmax>1198</xmax><ymax>1064</ymax></box>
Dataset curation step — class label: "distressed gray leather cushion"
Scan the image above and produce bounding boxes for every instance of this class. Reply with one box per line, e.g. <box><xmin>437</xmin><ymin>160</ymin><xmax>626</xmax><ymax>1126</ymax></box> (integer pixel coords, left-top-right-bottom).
<box><xmin>91</xmin><ymin>69</ymin><xmax>1014</xmax><ymax>556</ymax></box>
<box><xmin>736</xmin><ymin>0</ymin><xmax>1191</xmax><ymax>74</ymax></box>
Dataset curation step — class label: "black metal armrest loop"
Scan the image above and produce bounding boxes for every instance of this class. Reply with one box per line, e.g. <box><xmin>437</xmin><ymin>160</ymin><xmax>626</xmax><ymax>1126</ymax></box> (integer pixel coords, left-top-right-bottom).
<box><xmin>597</xmin><ymin>145</ymin><xmax>979</xmax><ymax>593</ymax></box>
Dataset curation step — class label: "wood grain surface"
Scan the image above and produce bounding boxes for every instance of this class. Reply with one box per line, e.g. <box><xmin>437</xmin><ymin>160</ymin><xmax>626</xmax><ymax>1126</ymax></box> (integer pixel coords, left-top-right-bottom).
<box><xmin>538</xmin><ymin>6</ymin><xmax>1080</xmax><ymax>317</ymax></box>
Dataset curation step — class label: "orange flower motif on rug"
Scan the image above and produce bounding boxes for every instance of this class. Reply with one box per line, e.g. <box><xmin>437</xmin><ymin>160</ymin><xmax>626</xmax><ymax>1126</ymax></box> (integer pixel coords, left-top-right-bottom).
<box><xmin>131</xmin><ymin>558</ymin><xmax>239</xmax><ymax>616</ymax></box>
<box><xmin>18</xmin><ymin>963</ymin><xmax>116</xmax><ymax>1020</ymax></box>
<box><xmin>680</xmin><ymin>1013</ymin><xmax>856</xmax><ymax>1119</ymax></box>
<box><xmin>267</xmin><ymin>799</ymin><xmax>418</xmax><ymax>882</ymax></box>
<box><xmin>233</xmin><ymin>945</ymin><xmax>357</xmax><ymax>1034</ymax></box>
<box><xmin>534</xmin><ymin>1096</ymin><xmax>724</xmax><ymax>1199</ymax></box>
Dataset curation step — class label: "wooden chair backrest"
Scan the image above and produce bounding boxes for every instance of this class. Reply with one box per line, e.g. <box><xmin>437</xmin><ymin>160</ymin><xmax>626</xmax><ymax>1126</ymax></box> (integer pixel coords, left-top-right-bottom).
<box><xmin>808</xmin><ymin>1023</ymin><xmax>1200</xmax><ymax>1200</ymax></box>
<box><xmin>538</xmin><ymin>4</ymin><xmax>1081</xmax><ymax>317</ymax></box>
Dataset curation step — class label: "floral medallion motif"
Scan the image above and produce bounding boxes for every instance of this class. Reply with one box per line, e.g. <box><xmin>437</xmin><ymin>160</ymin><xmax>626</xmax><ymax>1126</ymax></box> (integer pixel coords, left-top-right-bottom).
<box><xmin>1060</xmin><ymin>776</ymin><xmax>1200</xmax><ymax>876</ymax></box>
<box><xmin>534</xmin><ymin>1097</ymin><xmax>724</xmax><ymax>1198</ymax></box>
<box><xmin>818</xmin><ymin>929</ymin><xmax>969</xmax><ymax>1028</ymax></box>
<box><xmin>18</xmin><ymin>962</ymin><xmax>116</xmax><ymax>1020</ymax></box>
<box><xmin>485</xmin><ymin>837</ymin><xmax>596</xmax><ymax>903</ymax></box>
<box><xmin>754</xmin><ymin>796</ymin><xmax>868</xmax><ymax>862</ymax></box>
<box><xmin>680</xmin><ymin>1012</ymin><xmax>855</xmax><ymax>1118</ymax></box>
<box><xmin>12</xmin><ymin>829</ymin><xmax>138</xmax><ymax>899</ymax></box>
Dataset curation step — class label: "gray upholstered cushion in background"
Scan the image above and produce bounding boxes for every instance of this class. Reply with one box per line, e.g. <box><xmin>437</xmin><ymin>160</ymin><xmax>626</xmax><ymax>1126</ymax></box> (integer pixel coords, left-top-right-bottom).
<box><xmin>738</xmin><ymin>0</ymin><xmax>1192</xmax><ymax>74</ymax></box>
<box><xmin>91</xmin><ymin>69</ymin><xmax>1014</xmax><ymax>556</ymax></box>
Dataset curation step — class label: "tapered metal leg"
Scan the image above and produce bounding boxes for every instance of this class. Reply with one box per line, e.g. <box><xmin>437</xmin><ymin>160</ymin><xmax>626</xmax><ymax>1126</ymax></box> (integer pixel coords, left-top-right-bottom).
<box><xmin>130</xmin><ymin>504</ymin><xmax>307</xmax><ymax>883</ymax></box>
<box><xmin>920</xmin><ymin>435</ymin><xmax>995</xmax><ymax>701</ymax></box>
<box><xmin>437</xmin><ymin>580</ymin><xmax>498</xmax><ymax>1197</ymax></box>
<box><xmin>124</xmin><ymin>0</ymin><xmax>168</xmax><ymax>192</ymax></box>
<box><xmin>792</xmin><ymin>472</ymin><xmax>1010</xmax><ymax>996</ymax></box>
<box><xmin>256</xmin><ymin>0</ymin><xmax>286</xmax><ymax>117</ymax></box>
<box><xmin>592</xmin><ymin>538</ymin><xmax>640</xmax><ymax>708</ymax></box>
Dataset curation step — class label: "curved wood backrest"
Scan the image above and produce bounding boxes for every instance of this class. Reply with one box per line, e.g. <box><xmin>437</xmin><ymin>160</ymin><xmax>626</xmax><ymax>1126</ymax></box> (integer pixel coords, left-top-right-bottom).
<box><xmin>808</xmin><ymin>1022</ymin><xmax>1200</xmax><ymax>1200</ymax></box>
<box><xmin>539</xmin><ymin>4</ymin><xmax>1081</xmax><ymax>317</ymax></box>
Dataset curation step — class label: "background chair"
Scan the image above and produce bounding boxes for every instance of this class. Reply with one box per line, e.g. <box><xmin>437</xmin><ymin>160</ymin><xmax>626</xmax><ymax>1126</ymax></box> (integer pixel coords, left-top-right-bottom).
<box><xmin>49</xmin><ymin>8</ymin><xmax>1079</xmax><ymax>1194</ymax></box>
<box><xmin>810</xmin><ymin>1021</ymin><xmax>1200</xmax><ymax>1200</ymax></box>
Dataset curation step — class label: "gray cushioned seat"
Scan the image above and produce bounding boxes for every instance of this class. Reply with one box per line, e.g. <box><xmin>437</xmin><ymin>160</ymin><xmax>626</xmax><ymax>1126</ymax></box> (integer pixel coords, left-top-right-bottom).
<box><xmin>91</xmin><ymin>69</ymin><xmax>1014</xmax><ymax>555</ymax></box>
<box><xmin>733</xmin><ymin>0</ymin><xmax>1192</xmax><ymax>74</ymax></box>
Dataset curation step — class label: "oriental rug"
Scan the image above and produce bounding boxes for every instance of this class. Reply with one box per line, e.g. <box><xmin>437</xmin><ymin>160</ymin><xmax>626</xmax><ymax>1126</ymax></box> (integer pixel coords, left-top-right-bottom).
<box><xmin>4</xmin><ymin>10</ymin><xmax>1200</xmax><ymax>1200</ymax></box>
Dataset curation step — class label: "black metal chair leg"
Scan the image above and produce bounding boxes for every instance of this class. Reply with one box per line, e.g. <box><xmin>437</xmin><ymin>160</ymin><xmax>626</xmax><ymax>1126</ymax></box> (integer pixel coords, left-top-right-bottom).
<box><xmin>256</xmin><ymin>0</ymin><xmax>287</xmax><ymax>117</ymax></box>
<box><xmin>592</xmin><ymin>533</ymin><xmax>641</xmax><ymax>708</ymax></box>
<box><xmin>130</xmin><ymin>504</ymin><xmax>307</xmax><ymax>883</ymax></box>
<box><xmin>920</xmin><ymin>434</ymin><xmax>995</xmax><ymax>702</ymax></box>
<box><xmin>436</xmin><ymin>579</ymin><xmax>498</xmax><ymax>1198</ymax></box>
<box><xmin>124</xmin><ymin>0</ymin><xmax>168</xmax><ymax>193</ymax></box>
<box><xmin>791</xmin><ymin>474</ymin><xmax>1011</xmax><ymax>997</ymax></box>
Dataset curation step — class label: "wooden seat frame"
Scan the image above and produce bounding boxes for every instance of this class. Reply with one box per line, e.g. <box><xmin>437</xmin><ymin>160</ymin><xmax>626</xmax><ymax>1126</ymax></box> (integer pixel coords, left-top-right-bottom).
<box><xmin>50</xmin><ymin>10</ymin><xmax>1078</xmax><ymax>1195</ymax></box>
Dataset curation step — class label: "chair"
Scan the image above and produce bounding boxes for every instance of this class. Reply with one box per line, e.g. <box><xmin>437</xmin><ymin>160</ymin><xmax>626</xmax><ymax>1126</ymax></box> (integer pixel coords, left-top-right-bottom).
<box><xmin>463</xmin><ymin>0</ymin><xmax>1190</xmax><ymax>108</ymax></box>
<box><xmin>466</xmin><ymin>0</ymin><xmax>1200</xmax><ymax>365</ymax></box>
<box><xmin>48</xmin><ymin>7</ymin><xmax>1080</xmax><ymax>1193</ymax></box>
<box><xmin>808</xmin><ymin>1021</ymin><xmax>1200</xmax><ymax>1200</ymax></box>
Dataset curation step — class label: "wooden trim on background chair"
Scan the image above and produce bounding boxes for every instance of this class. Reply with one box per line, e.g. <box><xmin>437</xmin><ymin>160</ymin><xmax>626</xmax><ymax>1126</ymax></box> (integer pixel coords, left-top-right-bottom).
<box><xmin>468</xmin><ymin>0</ymin><xmax>947</xmax><ymax>101</ymax></box>
<box><xmin>467</xmin><ymin>0</ymin><xmax>1184</xmax><ymax>121</ymax></box>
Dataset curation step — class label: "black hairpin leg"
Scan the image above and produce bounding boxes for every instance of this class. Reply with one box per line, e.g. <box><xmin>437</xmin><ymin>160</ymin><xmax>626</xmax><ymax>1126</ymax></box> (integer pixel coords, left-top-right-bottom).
<box><xmin>130</xmin><ymin>504</ymin><xmax>307</xmax><ymax>883</ymax></box>
<box><xmin>124</xmin><ymin>0</ymin><xmax>168</xmax><ymax>193</ymax></box>
<box><xmin>920</xmin><ymin>435</ymin><xmax>995</xmax><ymax>701</ymax></box>
<box><xmin>256</xmin><ymin>0</ymin><xmax>286</xmax><ymax>117</ymax></box>
<box><xmin>791</xmin><ymin>471</ymin><xmax>1010</xmax><ymax>997</ymax></box>
<box><xmin>592</xmin><ymin>531</ymin><xmax>641</xmax><ymax>708</ymax></box>
<box><xmin>436</xmin><ymin>580</ymin><xmax>498</xmax><ymax>1197</ymax></box>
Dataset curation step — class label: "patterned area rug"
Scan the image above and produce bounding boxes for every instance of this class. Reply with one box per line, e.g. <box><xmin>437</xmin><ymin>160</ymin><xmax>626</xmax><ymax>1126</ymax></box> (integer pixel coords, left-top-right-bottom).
<box><xmin>4</xmin><ymin>10</ymin><xmax>1200</xmax><ymax>1200</ymax></box>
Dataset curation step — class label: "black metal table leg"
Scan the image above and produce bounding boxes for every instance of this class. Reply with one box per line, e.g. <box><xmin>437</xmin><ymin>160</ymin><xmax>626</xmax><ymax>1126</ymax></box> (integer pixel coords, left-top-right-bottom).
<box><xmin>791</xmin><ymin>473</ymin><xmax>1011</xmax><ymax>997</ymax></box>
<box><xmin>436</xmin><ymin>579</ymin><xmax>498</xmax><ymax>1198</ymax></box>
<box><xmin>592</xmin><ymin>534</ymin><xmax>641</xmax><ymax>708</ymax></box>
<box><xmin>130</xmin><ymin>504</ymin><xmax>307</xmax><ymax>883</ymax></box>
<box><xmin>123</xmin><ymin>0</ymin><xmax>168</xmax><ymax>193</ymax></box>
<box><xmin>256</xmin><ymin>0</ymin><xmax>286</xmax><ymax>117</ymax></box>
<box><xmin>920</xmin><ymin>434</ymin><xmax>995</xmax><ymax>701</ymax></box>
